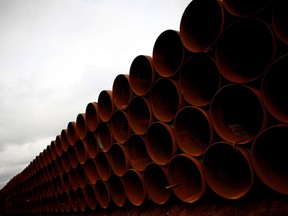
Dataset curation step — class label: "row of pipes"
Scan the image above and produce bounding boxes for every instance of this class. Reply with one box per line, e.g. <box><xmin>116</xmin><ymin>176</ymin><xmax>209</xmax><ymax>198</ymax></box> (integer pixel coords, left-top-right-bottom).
<box><xmin>1</xmin><ymin>0</ymin><xmax>288</xmax><ymax>214</ymax></box>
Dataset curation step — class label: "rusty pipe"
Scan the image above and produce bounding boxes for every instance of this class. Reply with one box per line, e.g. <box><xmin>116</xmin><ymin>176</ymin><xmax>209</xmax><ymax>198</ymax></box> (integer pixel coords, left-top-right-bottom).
<box><xmin>95</xmin><ymin>151</ymin><xmax>111</xmax><ymax>181</ymax></box>
<box><xmin>95</xmin><ymin>179</ymin><xmax>110</xmax><ymax>209</ymax></box>
<box><xmin>74</xmin><ymin>139</ymin><xmax>88</xmax><ymax>165</ymax></box>
<box><xmin>145</xmin><ymin>122</ymin><xmax>177</xmax><ymax>166</ymax></box>
<box><xmin>107</xmin><ymin>174</ymin><xmax>127</xmax><ymax>207</ymax></box>
<box><xmin>50</xmin><ymin>140</ymin><xmax>57</xmax><ymax>161</ymax></box>
<box><xmin>221</xmin><ymin>0</ymin><xmax>272</xmax><ymax>17</ymax></box>
<box><xmin>96</xmin><ymin>122</ymin><xmax>114</xmax><ymax>152</ymax></box>
<box><xmin>68</xmin><ymin>168</ymin><xmax>79</xmax><ymax>190</ymax></box>
<box><xmin>84</xmin><ymin>183</ymin><xmax>97</xmax><ymax>210</ymax></box>
<box><xmin>127</xmin><ymin>96</ymin><xmax>153</xmax><ymax>135</ymax></box>
<box><xmin>251</xmin><ymin>124</ymin><xmax>288</xmax><ymax>195</ymax></box>
<box><xmin>210</xmin><ymin>84</ymin><xmax>267</xmax><ymax>144</ymax></box>
<box><xmin>60</xmin><ymin>129</ymin><xmax>70</xmax><ymax>153</ymax></box>
<box><xmin>174</xmin><ymin>106</ymin><xmax>213</xmax><ymax>157</ymax></box>
<box><xmin>76</xmin><ymin>113</ymin><xmax>88</xmax><ymax>140</ymax></box>
<box><xmin>112</xmin><ymin>74</ymin><xmax>133</xmax><ymax>110</ymax></box>
<box><xmin>272</xmin><ymin>0</ymin><xmax>288</xmax><ymax>46</ymax></box>
<box><xmin>75</xmin><ymin>164</ymin><xmax>88</xmax><ymax>189</ymax></box>
<box><xmin>167</xmin><ymin>154</ymin><xmax>206</xmax><ymax>203</ymax></box>
<box><xmin>179</xmin><ymin>54</ymin><xmax>221</xmax><ymax>107</ymax></box>
<box><xmin>85</xmin><ymin>102</ymin><xmax>101</xmax><ymax>132</ymax></box>
<box><xmin>61</xmin><ymin>151</ymin><xmax>71</xmax><ymax>173</ymax></box>
<box><xmin>261</xmin><ymin>54</ymin><xmax>288</xmax><ymax>124</ymax></box>
<box><xmin>129</xmin><ymin>55</ymin><xmax>157</xmax><ymax>96</ymax></box>
<box><xmin>150</xmin><ymin>78</ymin><xmax>184</xmax><ymax>123</ymax></box>
<box><xmin>122</xmin><ymin>169</ymin><xmax>146</xmax><ymax>206</ymax></box>
<box><xmin>110</xmin><ymin>109</ymin><xmax>131</xmax><ymax>144</ymax></box>
<box><xmin>152</xmin><ymin>29</ymin><xmax>186</xmax><ymax>78</ymax></box>
<box><xmin>83</xmin><ymin>157</ymin><xmax>99</xmax><ymax>184</ymax></box>
<box><xmin>126</xmin><ymin>134</ymin><xmax>150</xmax><ymax>172</ymax></box>
<box><xmin>67</xmin><ymin>145</ymin><xmax>78</xmax><ymax>169</ymax></box>
<box><xmin>61</xmin><ymin>171</ymin><xmax>71</xmax><ymax>193</ymax></box>
<box><xmin>180</xmin><ymin>0</ymin><xmax>225</xmax><ymax>52</ymax></box>
<box><xmin>55</xmin><ymin>135</ymin><xmax>63</xmax><ymax>157</ymax></box>
<box><xmin>203</xmin><ymin>141</ymin><xmax>254</xmax><ymax>199</ymax></box>
<box><xmin>98</xmin><ymin>90</ymin><xmax>115</xmax><ymax>122</ymax></box>
<box><xmin>85</xmin><ymin>130</ymin><xmax>99</xmax><ymax>158</ymax></box>
<box><xmin>67</xmin><ymin>121</ymin><xmax>80</xmax><ymax>146</ymax></box>
<box><xmin>109</xmin><ymin>143</ymin><xmax>130</xmax><ymax>177</ymax></box>
<box><xmin>143</xmin><ymin>162</ymin><xmax>170</xmax><ymax>205</ymax></box>
<box><xmin>68</xmin><ymin>188</ymin><xmax>78</xmax><ymax>212</ymax></box>
<box><xmin>76</xmin><ymin>186</ymin><xmax>87</xmax><ymax>212</ymax></box>
<box><xmin>215</xmin><ymin>18</ymin><xmax>275</xmax><ymax>83</ymax></box>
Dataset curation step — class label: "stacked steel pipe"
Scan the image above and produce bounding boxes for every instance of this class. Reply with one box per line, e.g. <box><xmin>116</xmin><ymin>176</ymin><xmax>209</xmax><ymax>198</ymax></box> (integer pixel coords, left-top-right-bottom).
<box><xmin>1</xmin><ymin>0</ymin><xmax>288</xmax><ymax>214</ymax></box>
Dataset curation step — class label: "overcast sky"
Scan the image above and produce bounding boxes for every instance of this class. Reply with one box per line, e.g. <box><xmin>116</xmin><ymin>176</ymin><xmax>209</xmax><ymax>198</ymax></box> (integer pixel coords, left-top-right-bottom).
<box><xmin>0</xmin><ymin>0</ymin><xmax>191</xmax><ymax>188</ymax></box>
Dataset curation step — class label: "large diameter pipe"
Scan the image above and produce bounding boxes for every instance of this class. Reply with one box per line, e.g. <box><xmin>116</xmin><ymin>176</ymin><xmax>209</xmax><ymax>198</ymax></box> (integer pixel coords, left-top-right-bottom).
<box><xmin>85</xmin><ymin>102</ymin><xmax>101</xmax><ymax>132</ymax></box>
<box><xmin>95</xmin><ymin>151</ymin><xmax>111</xmax><ymax>181</ymax></box>
<box><xmin>127</xmin><ymin>96</ymin><xmax>152</xmax><ymax>135</ymax></box>
<box><xmin>221</xmin><ymin>0</ymin><xmax>272</xmax><ymax>17</ymax></box>
<box><xmin>110</xmin><ymin>109</ymin><xmax>131</xmax><ymax>144</ymax></box>
<box><xmin>109</xmin><ymin>143</ymin><xmax>130</xmax><ymax>177</ymax></box>
<box><xmin>180</xmin><ymin>0</ymin><xmax>224</xmax><ymax>52</ymax></box>
<box><xmin>107</xmin><ymin>174</ymin><xmax>127</xmax><ymax>207</ymax></box>
<box><xmin>272</xmin><ymin>0</ymin><xmax>288</xmax><ymax>46</ymax></box>
<box><xmin>150</xmin><ymin>78</ymin><xmax>183</xmax><ymax>123</ymax></box>
<box><xmin>96</xmin><ymin>122</ymin><xmax>114</xmax><ymax>152</ymax></box>
<box><xmin>261</xmin><ymin>54</ymin><xmax>288</xmax><ymax>124</ymax></box>
<box><xmin>60</xmin><ymin>129</ymin><xmax>70</xmax><ymax>153</ymax></box>
<box><xmin>68</xmin><ymin>168</ymin><xmax>79</xmax><ymax>190</ymax></box>
<box><xmin>215</xmin><ymin>18</ymin><xmax>275</xmax><ymax>83</ymax></box>
<box><xmin>174</xmin><ymin>106</ymin><xmax>213</xmax><ymax>157</ymax></box>
<box><xmin>167</xmin><ymin>154</ymin><xmax>206</xmax><ymax>203</ymax></box>
<box><xmin>67</xmin><ymin>121</ymin><xmax>80</xmax><ymax>146</ymax></box>
<box><xmin>83</xmin><ymin>157</ymin><xmax>98</xmax><ymax>184</ymax></box>
<box><xmin>95</xmin><ymin>179</ymin><xmax>110</xmax><ymax>209</ymax></box>
<box><xmin>143</xmin><ymin>162</ymin><xmax>170</xmax><ymax>205</ymax></box>
<box><xmin>179</xmin><ymin>54</ymin><xmax>220</xmax><ymax>107</ymax></box>
<box><xmin>74</xmin><ymin>139</ymin><xmax>88</xmax><ymax>165</ymax></box>
<box><xmin>203</xmin><ymin>142</ymin><xmax>254</xmax><ymax>199</ymax></box>
<box><xmin>76</xmin><ymin>113</ymin><xmax>88</xmax><ymax>140</ymax></box>
<box><xmin>85</xmin><ymin>131</ymin><xmax>99</xmax><ymax>158</ymax></box>
<box><xmin>76</xmin><ymin>187</ymin><xmax>87</xmax><ymax>212</ymax></box>
<box><xmin>152</xmin><ymin>29</ymin><xmax>186</xmax><ymax>78</ymax></box>
<box><xmin>210</xmin><ymin>84</ymin><xmax>267</xmax><ymax>144</ymax></box>
<box><xmin>68</xmin><ymin>188</ymin><xmax>78</xmax><ymax>212</ymax></box>
<box><xmin>67</xmin><ymin>145</ymin><xmax>79</xmax><ymax>169</ymax></box>
<box><xmin>112</xmin><ymin>74</ymin><xmax>133</xmax><ymax>110</ymax></box>
<box><xmin>129</xmin><ymin>55</ymin><xmax>156</xmax><ymax>96</ymax></box>
<box><xmin>122</xmin><ymin>169</ymin><xmax>146</xmax><ymax>206</ymax></box>
<box><xmin>50</xmin><ymin>140</ymin><xmax>57</xmax><ymax>161</ymax></box>
<box><xmin>75</xmin><ymin>164</ymin><xmax>88</xmax><ymax>189</ymax></box>
<box><xmin>98</xmin><ymin>90</ymin><xmax>115</xmax><ymax>122</ymax></box>
<box><xmin>61</xmin><ymin>151</ymin><xmax>71</xmax><ymax>173</ymax></box>
<box><xmin>55</xmin><ymin>135</ymin><xmax>63</xmax><ymax>157</ymax></box>
<box><xmin>84</xmin><ymin>183</ymin><xmax>97</xmax><ymax>210</ymax></box>
<box><xmin>251</xmin><ymin>124</ymin><xmax>288</xmax><ymax>195</ymax></box>
<box><xmin>145</xmin><ymin>122</ymin><xmax>177</xmax><ymax>166</ymax></box>
<box><xmin>127</xmin><ymin>134</ymin><xmax>150</xmax><ymax>172</ymax></box>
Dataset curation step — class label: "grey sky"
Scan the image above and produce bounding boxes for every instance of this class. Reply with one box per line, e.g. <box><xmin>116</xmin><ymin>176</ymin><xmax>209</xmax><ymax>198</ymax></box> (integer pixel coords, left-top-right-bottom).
<box><xmin>0</xmin><ymin>0</ymin><xmax>191</xmax><ymax>188</ymax></box>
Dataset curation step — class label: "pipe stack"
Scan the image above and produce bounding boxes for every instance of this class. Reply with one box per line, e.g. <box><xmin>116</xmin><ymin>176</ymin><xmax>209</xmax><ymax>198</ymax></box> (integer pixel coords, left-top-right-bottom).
<box><xmin>1</xmin><ymin>0</ymin><xmax>288</xmax><ymax>214</ymax></box>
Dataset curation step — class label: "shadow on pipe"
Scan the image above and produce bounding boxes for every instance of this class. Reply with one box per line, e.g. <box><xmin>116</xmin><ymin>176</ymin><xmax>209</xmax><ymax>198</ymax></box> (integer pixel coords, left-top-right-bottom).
<box><xmin>129</xmin><ymin>55</ymin><xmax>156</xmax><ymax>96</ymax></box>
<box><xmin>215</xmin><ymin>18</ymin><xmax>275</xmax><ymax>83</ymax></box>
<box><xmin>96</xmin><ymin>122</ymin><xmax>114</xmax><ymax>152</ymax></box>
<box><xmin>261</xmin><ymin>54</ymin><xmax>288</xmax><ymax>124</ymax></box>
<box><xmin>143</xmin><ymin>162</ymin><xmax>171</xmax><ymax>205</ymax></box>
<box><xmin>108</xmin><ymin>174</ymin><xmax>127</xmax><ymax>207</ymax></box>
<box><xmin>180</xmin><ymin>0</ymin><xmax>225</xmax><ymax>52</ymax></box>
<box><xmin>203</xmin><ymin>142</ymin><xmax>254</xmax><ymax>199</ymax></box>
<box><xmin>95</xmin><ymin>179</ymin><xmax>110</xmax><ymax>209</ymax></box>
<box><xmin>85</xmin><ymin>131</ymin><xmax>99</xmax><ymax>158</ymax></box>
<box><xmin>98</xmin><ymin>90</ymin><xmax>115</xmax><ymax>122</ymax></box>
<box><xmin>150</xmin><ymin>78</ymin><xmax>183</xmax><ymax>123</ymax></box>
<box><xmin>145</xmin><ymin>122</ymin><xmax>177</xmax><ymax>165</ymax></box>
<box><xmin>122</xmin><ymin>169</ymin><xmax>146</xmax><ymax>206</ymax></box>
<box><xmin>95</xmin><ymin>151</ymin><xmax>111</xmax><ymax>181</ymax></box>
<box><xmin>85</xmin><ymin>102</ymin><xmax>101</xmax><ymax>132</ymax></box>
<box><xmin>76</xmin><ymin>113</ymin><xmax>88</xmax><ymax>140</ymax></box>
<box><xmin>210</xmin><ymin>84</ymin><xmax>267</xmax><ymax>144</ymax></box>
<box><xmin>179</xmin><ymin>54</ymin><xmax>221</xmax><ymax>107</ymax></box>
<box><xmin>128</xmin><ymin>96</ymin><xmax>152</xmax><ymax>135</ymax></box>
<box><xmin>109</xmin><ymin>143</ymin><xmax>130</xmax><ymax>177</ymax></box>
<box><xmin>152</xmin><ymin>29</ymin><xmax>186</xmax><ymax>78</ymax></box>
<box><xmin>112</xmin><ymin>74</ymin><xmax>133</xmax><ymax>110</ymax></box>
<box><xmin>174</xmin><ymin>106</ymin><xmax>213</xmax><ymax>157</ymax></box>
<box><xmin>252</xmin><ymin>124</ymin><xmax>288</xmax><ymax>195</ymax></box>
<box><xmin>167</xmin><ymin>154</ymin><xmax>206</xmax><ymax>203</ymax></box>
<box><xmin>110</xmin><ymin>109</ymin><xmax>131</xmax><ymax>144</ymax></box>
